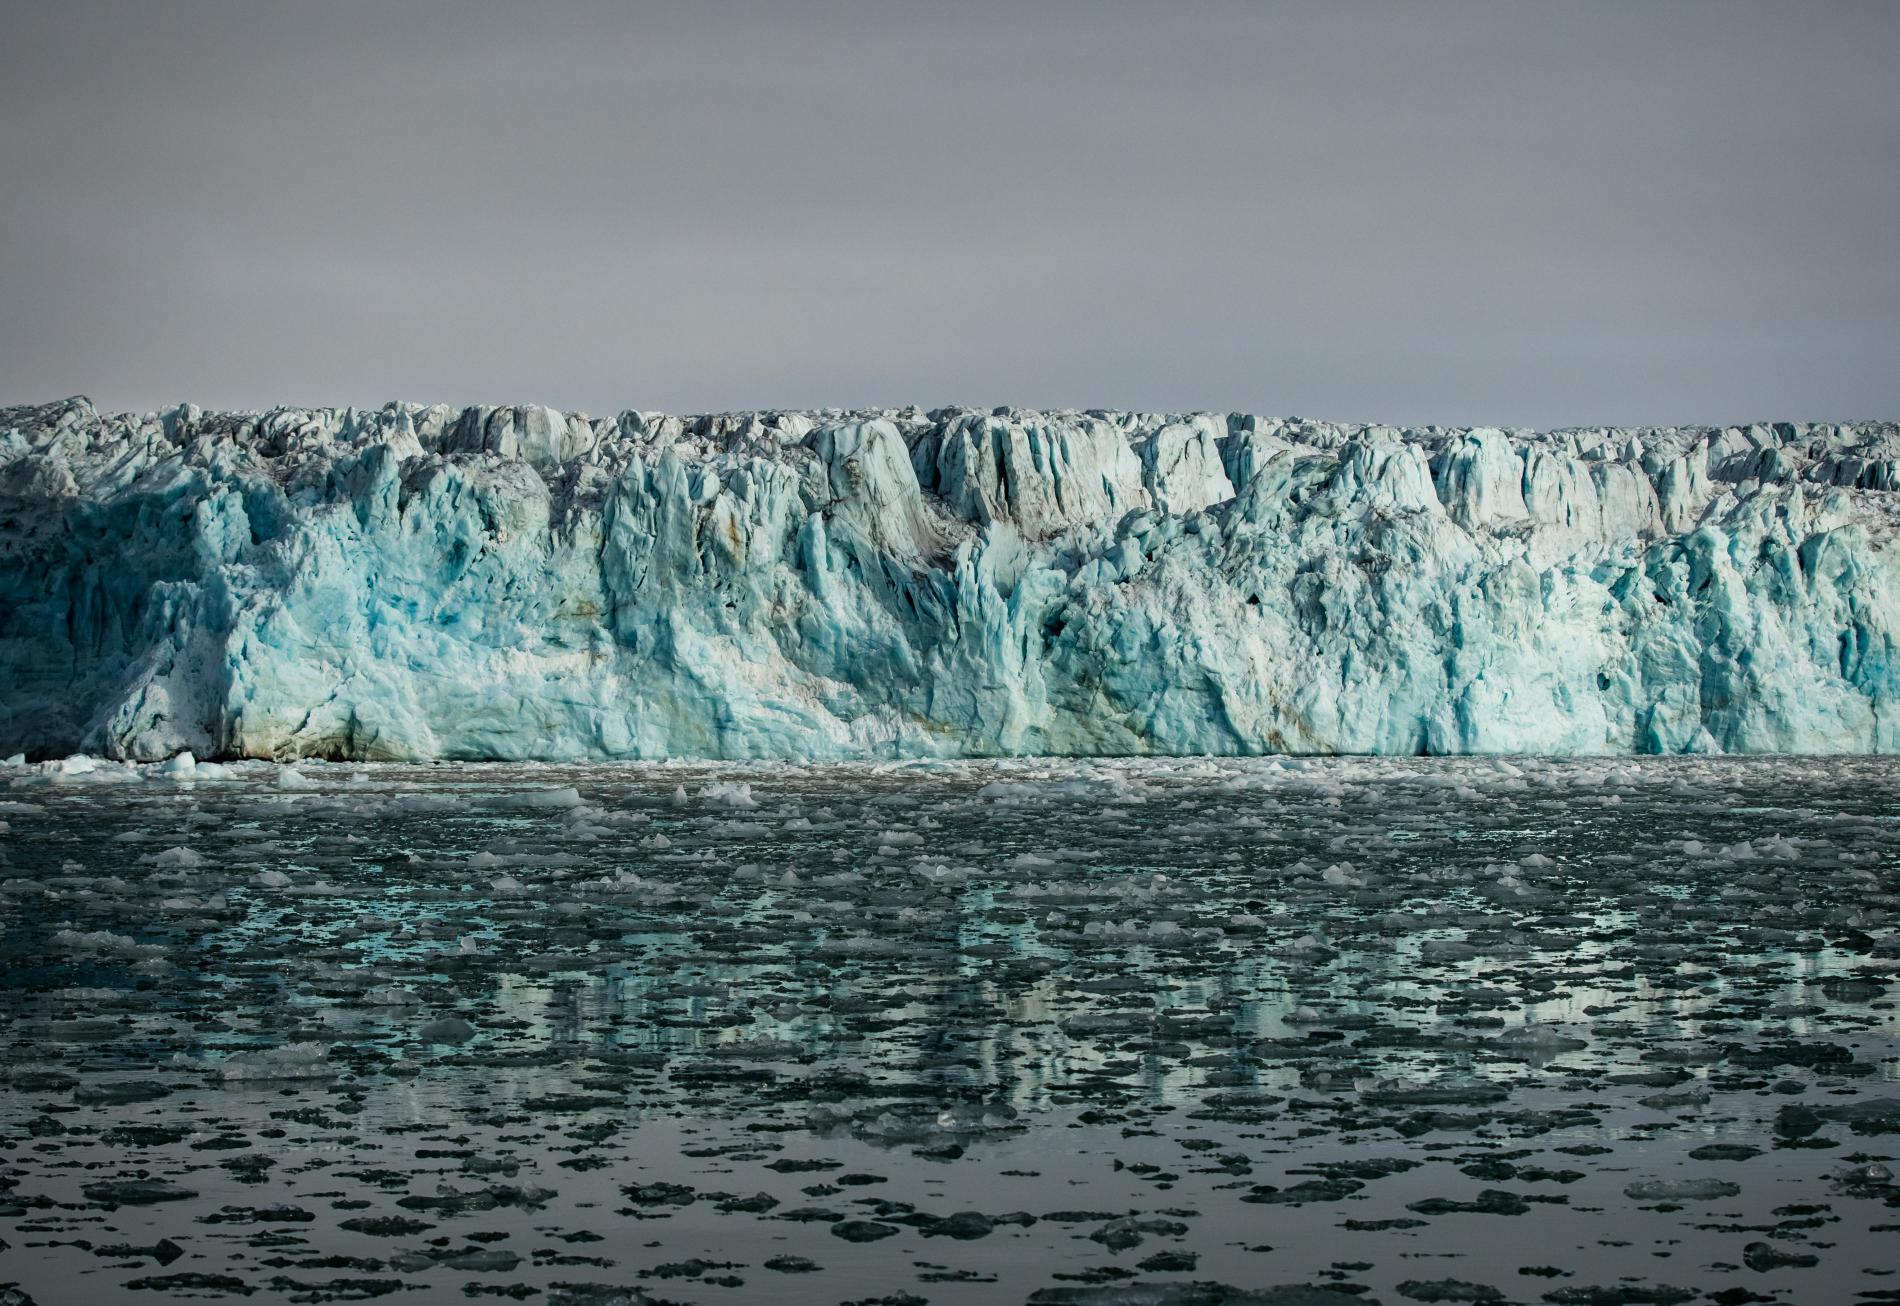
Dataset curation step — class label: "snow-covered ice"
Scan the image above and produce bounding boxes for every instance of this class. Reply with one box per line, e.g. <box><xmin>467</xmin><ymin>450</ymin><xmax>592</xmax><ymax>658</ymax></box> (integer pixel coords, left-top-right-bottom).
<box><xmin>3</xmin><ymin>398</ymin><xmax>1897</xmax><ymax>760</ymax></box>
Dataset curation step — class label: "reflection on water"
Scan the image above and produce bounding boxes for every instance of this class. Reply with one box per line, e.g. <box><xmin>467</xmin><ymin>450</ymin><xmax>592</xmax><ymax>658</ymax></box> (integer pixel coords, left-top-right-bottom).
<box><xmin>2</xmin><ymin>755</ymin><xmax>1897</xmax><ymax>1304</ymax></box>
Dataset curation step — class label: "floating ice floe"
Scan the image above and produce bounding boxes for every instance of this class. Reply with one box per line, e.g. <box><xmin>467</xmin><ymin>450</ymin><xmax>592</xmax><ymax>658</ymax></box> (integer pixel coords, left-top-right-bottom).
<box><xmin>216</xmin><ymin>1041</ymin><xmax>335</xmax><ymax>1082</ymax></box>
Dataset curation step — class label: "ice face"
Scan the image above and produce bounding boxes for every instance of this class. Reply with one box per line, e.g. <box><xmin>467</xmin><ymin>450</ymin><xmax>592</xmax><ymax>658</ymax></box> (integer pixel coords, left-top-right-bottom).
<box><xmin>1</xmin><ymin>397</ymin><xmax>1896</xmax><ymax>761</ymax></box>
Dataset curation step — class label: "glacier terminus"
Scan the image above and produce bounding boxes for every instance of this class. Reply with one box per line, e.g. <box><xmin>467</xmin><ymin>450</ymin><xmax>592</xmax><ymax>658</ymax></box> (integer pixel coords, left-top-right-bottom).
<box><xmin>1</xmin><ymin>397</ymin><xmax>1896</xmax><ymax>762</ymax></box>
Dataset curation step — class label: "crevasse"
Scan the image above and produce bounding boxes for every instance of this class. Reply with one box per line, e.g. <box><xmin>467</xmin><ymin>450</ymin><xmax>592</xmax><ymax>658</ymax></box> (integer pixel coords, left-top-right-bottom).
<box><xmin>1</xmin><ymin>397</ymin><xmax>1895</xmax><ymax>760</ymax></box>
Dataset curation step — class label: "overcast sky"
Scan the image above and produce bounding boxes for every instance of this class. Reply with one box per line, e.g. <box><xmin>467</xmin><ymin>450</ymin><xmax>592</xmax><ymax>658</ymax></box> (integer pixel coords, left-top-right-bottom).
<box><xmin>3</xmin><ymin>1</ymin><xmax>1896</xmax><ymax>429</ymax></box>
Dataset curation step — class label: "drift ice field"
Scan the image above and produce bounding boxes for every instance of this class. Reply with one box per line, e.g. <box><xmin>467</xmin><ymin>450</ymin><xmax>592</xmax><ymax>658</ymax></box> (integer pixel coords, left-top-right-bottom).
<box><xmin>0</xmin><ymin>755</ymin><xmax>1897</xmax><ymax>1304</ymax></box>
<box><xmin>2</xmin><ymin>398</ymin><xmax>1897</xmax><ymax>762</ymax></box>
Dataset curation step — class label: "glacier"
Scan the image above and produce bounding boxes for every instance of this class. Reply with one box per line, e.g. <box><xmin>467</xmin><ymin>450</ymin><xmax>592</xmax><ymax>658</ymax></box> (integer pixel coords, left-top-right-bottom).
<box><xmin>0</xmin><ymin>396</ymin><xmax>1896</xmax><ymax>761</ymax></box>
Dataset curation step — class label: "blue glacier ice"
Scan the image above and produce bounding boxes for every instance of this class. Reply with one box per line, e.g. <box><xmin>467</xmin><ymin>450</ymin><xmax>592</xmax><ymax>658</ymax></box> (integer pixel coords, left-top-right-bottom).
<box><xmin>1</xmin><ymin>397</ymin><xmax>1896</xmax><ymax>760</ymax></box>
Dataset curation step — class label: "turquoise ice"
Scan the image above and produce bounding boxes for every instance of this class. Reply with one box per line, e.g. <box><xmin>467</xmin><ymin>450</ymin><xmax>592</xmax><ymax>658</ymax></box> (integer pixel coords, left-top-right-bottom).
<box><xmin>1</xmin><ymin>398</ymin><xmax>1895</xmax><ymax>759</ymax></box>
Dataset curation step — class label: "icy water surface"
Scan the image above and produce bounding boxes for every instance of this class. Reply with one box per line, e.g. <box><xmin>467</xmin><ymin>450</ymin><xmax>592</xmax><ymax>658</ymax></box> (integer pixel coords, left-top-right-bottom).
<box><xmin>2</xmin><ymin>755</ymin><xmax>1898</xmax><ymax>1306</ymax></box>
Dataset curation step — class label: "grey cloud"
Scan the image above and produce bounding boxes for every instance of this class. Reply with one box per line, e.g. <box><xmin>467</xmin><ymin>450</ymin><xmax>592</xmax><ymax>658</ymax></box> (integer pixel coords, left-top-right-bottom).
<box><xmin>2</xmin><ymin>0</ymin><xmax>1896</xmax><ymax>427</ymax></box>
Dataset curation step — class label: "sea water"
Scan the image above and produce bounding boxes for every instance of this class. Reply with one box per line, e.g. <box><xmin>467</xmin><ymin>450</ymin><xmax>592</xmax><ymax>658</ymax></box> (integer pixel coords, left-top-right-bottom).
<box><xmin>2</xmin><ymin>756</ymin><xmax>1896</xmax><ymax>1304</ymax></box>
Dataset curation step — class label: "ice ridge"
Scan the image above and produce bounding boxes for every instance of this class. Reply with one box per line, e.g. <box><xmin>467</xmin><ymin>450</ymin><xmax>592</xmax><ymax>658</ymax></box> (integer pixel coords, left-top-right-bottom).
<box><xmin>1</xmin><ymin>397</ymin><xmax>1896</xmax><ymax>760</ymax></box>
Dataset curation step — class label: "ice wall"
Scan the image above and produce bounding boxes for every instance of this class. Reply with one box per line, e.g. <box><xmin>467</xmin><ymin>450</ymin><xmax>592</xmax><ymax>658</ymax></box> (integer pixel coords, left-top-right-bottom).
<box><xmin>2</xmin><ymin>397</ymin><xmax>1896</xmax><ymax>760</ymax></box>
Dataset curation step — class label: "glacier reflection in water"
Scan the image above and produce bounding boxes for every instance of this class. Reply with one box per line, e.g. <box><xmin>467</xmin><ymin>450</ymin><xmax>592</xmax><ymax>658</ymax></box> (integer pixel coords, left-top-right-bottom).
<box><xmin>1</xmin><ymin>755</ymin><xmax>1897</xmax><ymax>1304</ymax></box>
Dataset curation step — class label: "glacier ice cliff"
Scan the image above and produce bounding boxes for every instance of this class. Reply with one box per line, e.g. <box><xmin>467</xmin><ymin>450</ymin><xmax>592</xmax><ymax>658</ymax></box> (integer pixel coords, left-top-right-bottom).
<box><xmin>1</xmin><ymin>397</ymin><xmax>1897</xmax><ymax>760</ymax></box>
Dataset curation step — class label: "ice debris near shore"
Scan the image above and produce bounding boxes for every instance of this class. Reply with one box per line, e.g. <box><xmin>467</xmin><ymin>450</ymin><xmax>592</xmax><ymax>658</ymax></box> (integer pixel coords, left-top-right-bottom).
<box><xmin>2</xmin><ymin>396</ymin><xmax>1898</xmax><ymax>760</ymax></box>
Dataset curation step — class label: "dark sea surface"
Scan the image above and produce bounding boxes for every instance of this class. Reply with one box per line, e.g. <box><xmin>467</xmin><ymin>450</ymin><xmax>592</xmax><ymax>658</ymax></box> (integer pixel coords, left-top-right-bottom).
<box><xmin>2</xmin><ymin>755</ymin><xmax>1897</xmax><ymax>1305</ymax></box>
